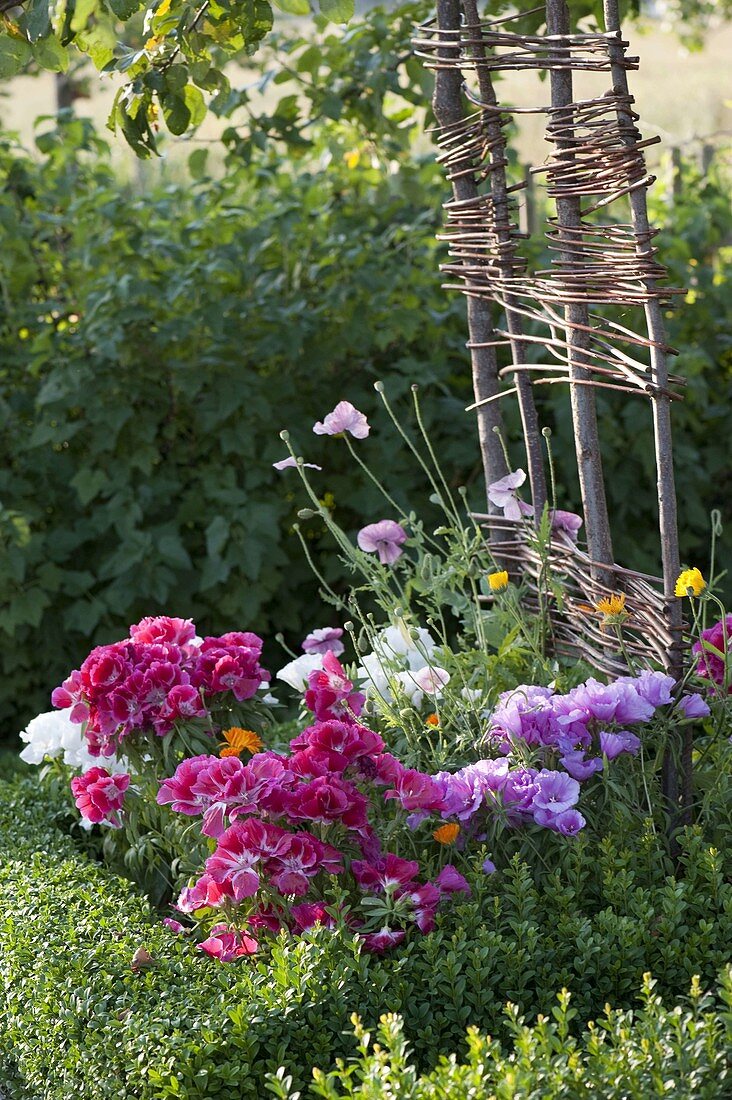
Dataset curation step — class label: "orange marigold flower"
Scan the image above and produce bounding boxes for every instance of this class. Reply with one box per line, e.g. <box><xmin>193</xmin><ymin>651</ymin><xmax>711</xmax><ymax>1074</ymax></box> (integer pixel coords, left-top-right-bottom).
<box><xmin>433</xmin><ymin>823</ymin><xmax>461</xmax><ymax>845</ymax></box>
<box><xmin>426</xmin><ymin>713</ymin><xmax>440</xmax><ymax>727</ymax></box>
<box><xmin>219</xmin><ymin>727</ymin><xmax>263</xmax><ymax>758</ymax></box>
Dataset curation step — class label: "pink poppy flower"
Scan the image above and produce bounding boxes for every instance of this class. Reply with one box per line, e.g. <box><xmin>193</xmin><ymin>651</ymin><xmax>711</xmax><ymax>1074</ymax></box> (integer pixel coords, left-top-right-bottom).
<box><xmin>272</xmin><ymin>456</ymin><xmax>322</xmax><ymax>471</ymax></box>
<box><xmin>487</xmin><ymin>470</ymin><xmax>526</xmax><ymax>521</ymax></box>
<box><xmin>302</xmin><ymin>627</ymin><xmax>345</xmax><ymax>657</ymax></box>
<box><xmin>70</xmin><ymin>767</ymin><xmax>130</xmax><ymax>827</ymax></box>
<box><xmin>357</xmin><ymin>520</ymin><xmax>407</xmax><ymax>565</ymax></box>
<box><xmin>313</xmin><ymin>401</ymin><xmax>370</xmax><ymax>439</ymax></box>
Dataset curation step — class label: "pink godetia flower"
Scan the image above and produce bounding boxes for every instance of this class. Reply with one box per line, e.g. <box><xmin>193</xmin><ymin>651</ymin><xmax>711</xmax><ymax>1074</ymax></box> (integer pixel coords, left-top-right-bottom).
<box><xmin>198</xmin><ymin>923</ymin><xmax>258</xmax><ymax>961</ymax></box>
<box><xmin>313</xmin><ymin>401</ymin><xmax>370</xmax><ymax>439</ymax></box>
<box><xmin>290</xmin><ymin>719</ymin><xmax>384</xmax><ymax>775</ymax></box>
<box><xmin>487</xmin><ymin>469</ymin><xmax>526</xmax><ymax>521</ymax></box>
<box><xmin>599</xmin><ymin>729</ymin><xmax>641</xmax><ymax>761</ymax></box>
<box><xmin>400</xmin><ymin>881</ymin><xmax>442</xmax><ymax>933</ymax></box>
<box><xmin>435</xmin><ymin>864</ymin><xmax>471</xmax><ymax>896</ymax></box>
<box><xmin>351</xmin><ymin>853</ymin><xmax>420</xmax><ymax>893</ymax></box>
<box><xmin>304</xmin><ymin>652</ymin><xmax>365</xmax><ymax>720</ymax></box>
<box><xmin>266</xmin><ymin>833</ymin><xmax>343</xmax><ymax>896</ymax></box>
<box><xmin>692</xmin><ymin>615</ymin><xmax>732</xmax><ymax>691</ymax></box>
<box><xmin>205</xmin><ymin>820</ymin><xmax>267</xmax><ymax>901</ymax></box>
<box><xmin>157</xmin><ymin>755</ymin><xmax>219</xmax><ymax>815</ymax></box>
<box><xmin>357</xmin><ymin>520</ymin><xmax>407</xmax><ymax>565</ymax></box>
<box><xmin>290</xmin><ymin>902</ymin><xmax>338</xmax><ymax>932</ymax></box>
<box><xmin>289</xmin><ymin>776</ymin><xmax>370</xmax><ymax>832</ymax></box>
<box><xmin>162</xmin><ymin>918</ymin><xmax>186</xmax><ymax>934</ymax></box>
<box><xmin>384</xmin><ymin>768</ymin><xmax>444</xmax><ymax>813</ymax></box>
<box><xmin>70</xmin><ymin>767</ymin><xmax>130</xmax><ymax>827</ymax></box>
<box><xmin>272</xmin><ymin>456</ymin><xmax>322</xmax><ymax>471</ymax></box>
<box><xmin>302</xmin><ymin>627</ymin><xmax>345</xmax><ymax>657</ymax></box>
<box><xmin>176</xmin><ymin>873</ymin><xmax>231</xmax><ymax>913</ymax></box>
<box><xmin>360</xmin><ymin>927</ymin><xmax>407</xmax><ymax>954</ymax></box>
<box><xmin>129</xmin><ymin>616</ymin><xmax>196</xmax><ymax>646</ymax></box>
<box><xmin>676</xmin><ymin>693</ymin><xmax>711</xmax><ymax>720</ymax></box>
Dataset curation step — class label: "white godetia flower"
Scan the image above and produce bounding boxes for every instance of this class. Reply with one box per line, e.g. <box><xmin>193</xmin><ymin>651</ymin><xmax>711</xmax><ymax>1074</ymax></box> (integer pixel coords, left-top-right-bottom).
<box><xmin>20</xmin><ymin>710</ymin><xmax>100</xmax><ymax>770</ymax></box>
<box><xmin>276</xmin><ymin>652</ymin><xmax>324</xmax><ymax>692</ymax></box>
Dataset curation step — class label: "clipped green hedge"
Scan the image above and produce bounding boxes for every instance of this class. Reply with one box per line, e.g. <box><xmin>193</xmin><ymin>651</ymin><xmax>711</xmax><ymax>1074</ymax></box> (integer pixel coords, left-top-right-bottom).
<box><xmin>1</xmin><ymin>777</ymin><xmax>731</xmax><ymax>1099</ymax></box>
<box><xmin>305</xmin><ymin>982</ymin><xmax>732</xmax><ymax>1099</ymax></box>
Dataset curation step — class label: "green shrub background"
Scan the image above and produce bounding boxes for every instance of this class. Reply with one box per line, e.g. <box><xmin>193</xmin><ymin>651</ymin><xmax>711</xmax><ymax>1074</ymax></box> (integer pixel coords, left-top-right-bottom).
<box><xmin>1</xmin><ymin>115</ymin><xmax>731</xmax><ymax>739</ymax></box>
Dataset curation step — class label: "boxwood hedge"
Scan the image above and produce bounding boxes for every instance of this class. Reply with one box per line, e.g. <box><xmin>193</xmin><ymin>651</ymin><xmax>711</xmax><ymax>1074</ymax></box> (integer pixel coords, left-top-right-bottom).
<box><xmin>0</xmin><ymin>777</ymin><xmax>731</xmax><ymax>1099</ymax></box>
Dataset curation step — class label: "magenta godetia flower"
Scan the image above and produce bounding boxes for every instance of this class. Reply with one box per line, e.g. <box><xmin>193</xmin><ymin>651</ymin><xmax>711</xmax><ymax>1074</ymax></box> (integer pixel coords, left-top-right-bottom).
<box><xmin>692</xmin><ymin>616</ymin><xmax>732</xmax><ymax>691</ymax></box>
<box><xmin>357</xmin><ymin>520</ymin><xmax>407</xmax><ymax>565</ymax></box>
<box><xmin>303</xmin><ymin>652</ymin><xmax>365</xmax><ymax>720</ymax></box>
<box><xmin>313</xmin><ymin>400</ymin><xmax>370</xmax><ymax>439</ymax></box>
<box><xmin>70</xmin><ymin>767</ymin><xmax>130</xmax><ymax>827</ymax></box>
<box><xmin>198</xmin><ymin>923</ymin><xmax>258</xmax><ymax>961</ymax></box>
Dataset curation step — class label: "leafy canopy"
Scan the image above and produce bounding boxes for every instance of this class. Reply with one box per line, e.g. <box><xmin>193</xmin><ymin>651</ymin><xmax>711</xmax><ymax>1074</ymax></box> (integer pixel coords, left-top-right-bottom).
<box><xmin>1</xmin><ymin>0</ymin><xmax>729</xmax><ymax>157</ymax></box>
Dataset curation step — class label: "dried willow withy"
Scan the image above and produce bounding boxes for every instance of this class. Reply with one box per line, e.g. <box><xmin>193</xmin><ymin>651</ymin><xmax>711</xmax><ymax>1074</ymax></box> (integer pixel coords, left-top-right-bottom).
<box><xmin>416</xmin><ymin>1</ymin><xmax>689</xmax><ymax>808</ymax></box>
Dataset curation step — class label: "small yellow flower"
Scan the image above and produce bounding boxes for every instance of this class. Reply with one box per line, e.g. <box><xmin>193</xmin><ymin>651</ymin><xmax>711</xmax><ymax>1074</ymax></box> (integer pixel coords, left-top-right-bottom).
<box><xmin>675</xmin><ymin>568</ymin><xmax>706</xmax><ymax>598</ymax></box>
<box><xmin>594</xmin><ymin>592</ymin><xmax>630</xmax><ymax>629</ymax></box>
<box><xmin>344</xmin><ymin>150</ymin><xmax>361</xmax><ymax>170</ymax></box>
<box><xmin>488</xmin><ymin>570</ymin><xmax>509</xmax><ymax>592</ymax></box>
<box><xmin>425</xmin><ymin>713</ymin><xmax>440</xmax><ymax>728</ymax></box>
<box><xmin>219</xmin><ymin>727</ymin><xmax>263</xmax><ymax>758</ymax></box>
<box><xmin>433</xmin><ymin>823</ymin><xmax>460</xmax><ymax>845</ymax></box>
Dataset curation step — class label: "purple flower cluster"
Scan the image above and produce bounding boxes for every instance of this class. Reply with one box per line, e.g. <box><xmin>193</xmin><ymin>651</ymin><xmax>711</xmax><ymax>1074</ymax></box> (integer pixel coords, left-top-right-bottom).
<box><xmin>158</xmin><ymin>653</ymin><xmax>470</xmax><ymax>959</ymax></box>
<box><xmin>379</xmin><ymin>669</ymin><xmax>706</xmax><ymax>841</ymax></box>
<box><xmin>52</xmin><ymin>616</ymin><xmax>269</xmax><ymax>756</ymax></box>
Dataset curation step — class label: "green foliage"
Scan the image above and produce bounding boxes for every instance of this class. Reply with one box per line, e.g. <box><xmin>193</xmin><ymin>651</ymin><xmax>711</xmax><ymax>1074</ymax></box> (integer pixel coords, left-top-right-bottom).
<box><xmin>306</xmin><ymin>980</ymin><xmax>732</xmax><ymax>1099</ymax></box>
<box><xmin>1</xmin><ymin>775</ymin><xmax>732</xmax><ymax>1098</ymax></box>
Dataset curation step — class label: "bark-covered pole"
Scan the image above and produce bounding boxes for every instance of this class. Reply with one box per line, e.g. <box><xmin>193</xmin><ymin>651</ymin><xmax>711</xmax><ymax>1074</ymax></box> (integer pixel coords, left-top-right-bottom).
<box><xmin>603</xmin><ymin>0</ymin><xmax>686</xmax><ymax>812</ymax></box>
<box><xmin>545</xmin><ymin>0</ymin><xmax>615</xmax><ymax>578</ymax></box>
<box><xmin>461</xmin><ymin>0</ymin><xmax>547</xmax><ymax>520</ymax></box>
<box><xmin>433</xmin><ymin>0</ymin><xmax>509</xmax><ymax>504</ymax></box>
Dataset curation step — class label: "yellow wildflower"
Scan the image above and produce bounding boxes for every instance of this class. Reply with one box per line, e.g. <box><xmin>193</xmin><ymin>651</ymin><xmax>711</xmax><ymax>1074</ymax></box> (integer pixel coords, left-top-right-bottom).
<box><xmin>219</xmin><ymin>727</ymin><xmax>263</xmax><ymax>758</ymax></box>
<box><xmin>674</xmin><ymin>568</ymin><xmax>706</xmax><ymax>598</ymax></box>
<box><xmin>433</xmin><ymin>823</ymin><xmax>460</xmax><ymax>845</ymax></box>
<box><xmin>488</xmin><ymin>570</ymin><xmax>509</xmax><ymax>592</ymax></box>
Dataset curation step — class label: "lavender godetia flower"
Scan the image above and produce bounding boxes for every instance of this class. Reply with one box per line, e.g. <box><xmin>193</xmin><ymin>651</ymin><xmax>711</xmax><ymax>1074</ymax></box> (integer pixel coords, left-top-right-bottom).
<box><xmin>302</xmin><ymin>627</ymin><xmax>345</xmax><ymax>657</ymax></box>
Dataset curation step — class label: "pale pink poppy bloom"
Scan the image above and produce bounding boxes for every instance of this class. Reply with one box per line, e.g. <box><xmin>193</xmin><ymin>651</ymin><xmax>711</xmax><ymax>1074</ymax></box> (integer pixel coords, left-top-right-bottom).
<box><xmin>357</xmin><ymin>520</ymin><xmax>407</xmax><ymax>565</ymax></box>
<box><xmin>272</xmin><ymin>456</ymin><xmax>322</xmax><ymax>471</ymax></box>
<box><xmin>487</xmin><ymin>469</ymin><xmax>526</xmax><ymax>521</ymax></box>
<box><xmin>302</xmin><ymin>627</ymin><xmax>345</xmax><ymax>656</ymax></box>
<box><xmin>313</xmin><ymin>401</ymin><xmax>370</xmax><ymax>439</ymax></box>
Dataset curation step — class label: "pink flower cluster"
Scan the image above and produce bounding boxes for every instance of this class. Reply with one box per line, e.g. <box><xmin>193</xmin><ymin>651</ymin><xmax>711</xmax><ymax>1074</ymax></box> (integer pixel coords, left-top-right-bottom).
<box><xmin>52</xmin><ymin>616</ymin><xmax>269</xmax><ymax>756</ymax></box>
<box><xmin>70</xmin><ymin>766</ymin><xmax>130</xmax><ymax>827</ymax></box>
<box><xmin>159</xmin><ymin>654</ymin><xmax>470</xmax><ymax>958</ymax></box>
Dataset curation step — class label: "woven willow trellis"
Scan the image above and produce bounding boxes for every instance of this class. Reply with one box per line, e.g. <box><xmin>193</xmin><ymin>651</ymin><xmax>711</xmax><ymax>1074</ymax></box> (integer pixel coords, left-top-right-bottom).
<box><xmin>414</xmin><ymin>0</ymin><xmax>690</xmax><ymax>804</ymax></box>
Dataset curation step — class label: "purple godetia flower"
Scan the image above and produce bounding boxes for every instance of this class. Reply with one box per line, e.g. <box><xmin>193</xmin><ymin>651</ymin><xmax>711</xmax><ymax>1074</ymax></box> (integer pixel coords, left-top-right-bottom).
<box><xmin>599</xmin><ymin>729</ymin><xmax>641</xmax><ymax>761</ymax></box>
<box><xmin>357</xmin><ymin>520</ymin><xmax>407</xmax><ymax>565</ymax></box>
<box><xmin>559</xmin><ymin>750</ymin><xmax>604</xmax><ymax>782</ymax></box>
<box><xmin>531</xmin><ymin>769</ymin><xmax>580</xmax><ymax>816</ymax></box>
<box><xmin>313</xmin><ymin>401</ymin><xmax>370</xmax><ymax>439</ymax></box>
<box><xmin>534</xmin><ymin>807</ymin><xmax>586</xmax><ymax>836</ymax></box>
<box><xmin>482</xmin><ymin>857</ymin><xmax>496</xmax><ymax>874</ymax></box>
<box><xmin>487</xmin><ymin>469</ymin><xmax>526</xmax><ymax>521</ymax></box>
<box><xmin>518</xmin><ymin>501</ymin><xmax>583</xmax><ymax>541</ymax></box>
<box><xmin>360</xmin><ymin>927</ymin><xmax>406</xmax><ymax>954</ymax></box>
<box><xmin>272</xmin><ymin>456</ymin><xmax>322</xmax><ymax>471</ymax></box>
<box><xmin>302</xmin><ymin>627</ymin><xmax>345</xmax><ymax>657</ymax></box>
<box><xmin>435</xmin><ymin>864</ymin><xmax>471</xmax><ymax>895</ymax></box>
<box><xmin>676</xmin><ymin>693</ymin><xmax>711</xmax><ymax>720</ymax></box>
